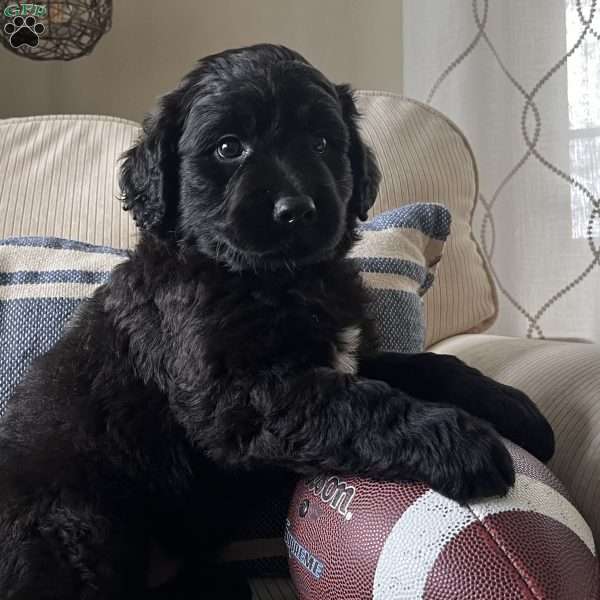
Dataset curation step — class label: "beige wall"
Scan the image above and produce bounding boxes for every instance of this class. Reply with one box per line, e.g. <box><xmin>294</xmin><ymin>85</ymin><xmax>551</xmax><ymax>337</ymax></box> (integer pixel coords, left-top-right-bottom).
<box><xmin>0</xmin><ymin>0</ymin><xmax>402</xmax><ymax>122</ymax></box>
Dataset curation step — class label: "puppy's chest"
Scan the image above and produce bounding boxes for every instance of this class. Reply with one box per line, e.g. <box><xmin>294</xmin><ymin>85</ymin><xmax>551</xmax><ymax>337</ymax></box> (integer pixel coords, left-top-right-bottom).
<box><xmin>195</xmin><ymin>274</ymin><xmax>368</xmax><ymax>375</ymax></box>
<box><xmin>248</xmin><ymin>292</ymin><xmax>364</xmax><ymax>375</ymax></box>
<box><xmin>269</xmin><ymin>311</ymin><xmax>363</xmax><ymax>374</ymax></box>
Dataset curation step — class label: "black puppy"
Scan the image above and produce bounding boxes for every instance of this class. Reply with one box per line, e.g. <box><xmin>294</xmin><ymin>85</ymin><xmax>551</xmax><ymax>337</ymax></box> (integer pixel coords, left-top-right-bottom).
<box><xmin>0</xmin><ymin>44</ymin><xmax>554</xmax><ymax>599</ymax></box>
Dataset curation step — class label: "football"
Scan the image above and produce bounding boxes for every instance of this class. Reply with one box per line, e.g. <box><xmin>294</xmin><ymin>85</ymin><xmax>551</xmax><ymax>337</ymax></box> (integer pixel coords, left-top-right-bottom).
<box><xmin>286</xmin><ymin>440</ymin><xmax>599</xmax><ymax>599</ymax></box>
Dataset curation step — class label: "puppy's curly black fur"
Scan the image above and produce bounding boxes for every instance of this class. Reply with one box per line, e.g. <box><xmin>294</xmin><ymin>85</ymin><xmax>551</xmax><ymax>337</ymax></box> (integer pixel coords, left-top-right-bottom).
<box><xmin>0</xmin><ymin>44</ymin><xmax>554</xmax><ymax>599</ymax></box>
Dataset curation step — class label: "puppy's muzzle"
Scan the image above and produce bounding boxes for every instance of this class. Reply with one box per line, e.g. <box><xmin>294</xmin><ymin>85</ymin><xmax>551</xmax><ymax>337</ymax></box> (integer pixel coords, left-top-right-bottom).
<box><xmin>273</xmin><ymin>195</ymin><xmax>317</xmax><ymax>225</ymax></box>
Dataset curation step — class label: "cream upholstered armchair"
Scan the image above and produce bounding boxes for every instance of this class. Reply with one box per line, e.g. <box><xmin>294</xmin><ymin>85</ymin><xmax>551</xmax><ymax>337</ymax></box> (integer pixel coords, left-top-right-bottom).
<box><xmin>1</xmin><ymin>93</ymin><xmax>598</xmax><ymax>599</ymax></box>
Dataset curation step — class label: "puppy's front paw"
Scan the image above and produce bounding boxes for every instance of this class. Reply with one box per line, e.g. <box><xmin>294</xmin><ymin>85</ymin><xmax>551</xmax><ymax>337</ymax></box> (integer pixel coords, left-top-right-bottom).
<box><xmin>429</xmin><ymin>354</ymin><xmax>555</xmax><ymax>463</ymax></box>
<box><xmin>414</xmin><ymin>407</ymin><xmax>515</xmax><ymax>504</ymax></box>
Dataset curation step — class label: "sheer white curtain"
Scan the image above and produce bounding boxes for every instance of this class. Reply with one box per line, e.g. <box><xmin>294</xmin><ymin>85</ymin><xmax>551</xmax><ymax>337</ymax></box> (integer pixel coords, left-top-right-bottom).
<box><xmin>403</xmin><ymin>0</ymin><xmax>600</xmax><ymax>341</ymax></box>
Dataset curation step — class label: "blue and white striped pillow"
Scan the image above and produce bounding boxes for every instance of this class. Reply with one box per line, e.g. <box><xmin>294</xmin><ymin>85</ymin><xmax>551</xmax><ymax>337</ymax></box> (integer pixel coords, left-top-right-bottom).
<box><xmin>352</xmin><ymin>203</ymin><xmax>451</xmax><ymax>353</ymax></box>
<box><xmin>0</xmin><ymin>204</ymin><xmax>450</xmax><ymax>415</ymax></box>
<box><xmin>0</xmin><ymin>237</ymin><xmax>127</xmax><ymax>416</ymax></box>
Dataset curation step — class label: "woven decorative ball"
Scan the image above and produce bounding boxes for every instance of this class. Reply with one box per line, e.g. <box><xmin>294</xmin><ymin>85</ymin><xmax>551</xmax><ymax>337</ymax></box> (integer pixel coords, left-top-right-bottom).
<box><xmin>1</xmin><ymin>1</ymin><xmax>111</xmax><ymax>60</ymax></box>
<box><xmin>286</xmin><ymin>440</ymin><xmax>599</xmax><ymax>599</ymax></box>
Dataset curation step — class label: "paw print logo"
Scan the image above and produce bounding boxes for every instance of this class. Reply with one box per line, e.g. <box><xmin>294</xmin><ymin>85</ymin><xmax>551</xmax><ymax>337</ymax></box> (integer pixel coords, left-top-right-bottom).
<box><xmin>4</xmin><ymin>15</ymin><xmax>45</xmax><ymax>48</ymax></box>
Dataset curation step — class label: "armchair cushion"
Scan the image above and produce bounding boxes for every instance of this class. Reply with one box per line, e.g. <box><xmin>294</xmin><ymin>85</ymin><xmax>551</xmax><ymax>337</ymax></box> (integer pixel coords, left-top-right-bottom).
<box><xmin>429</xmin><ymin>333</ymin><xmax>600</xmax><ymax>548</ymax></box>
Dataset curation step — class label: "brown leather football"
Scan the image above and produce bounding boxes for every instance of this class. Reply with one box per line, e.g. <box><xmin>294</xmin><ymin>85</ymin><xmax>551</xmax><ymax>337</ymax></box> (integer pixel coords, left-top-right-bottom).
<box><xmin>286</xmin><ymin>440</ymin><xmax>599</xmax><ymax>599</ymax></box>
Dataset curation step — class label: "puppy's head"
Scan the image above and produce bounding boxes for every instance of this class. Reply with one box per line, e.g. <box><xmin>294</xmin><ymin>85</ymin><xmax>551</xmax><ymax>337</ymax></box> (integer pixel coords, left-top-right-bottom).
<box><xmin>120</xmin><ymin>44</ymin><xmax>380</xmax><ymax>270</ymax></box>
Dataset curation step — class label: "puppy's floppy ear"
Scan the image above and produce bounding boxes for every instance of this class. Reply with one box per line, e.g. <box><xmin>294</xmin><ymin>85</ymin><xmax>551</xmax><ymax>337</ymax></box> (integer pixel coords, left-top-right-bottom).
<box><xmin>119</xmin><ymin>91</ymin><xmax>182</xmax><ymax>235</ymax></box>
<box><xmin>336</xmin><ymin>84</ymin><xmax>381</xmax><ymax>221</ymax></box>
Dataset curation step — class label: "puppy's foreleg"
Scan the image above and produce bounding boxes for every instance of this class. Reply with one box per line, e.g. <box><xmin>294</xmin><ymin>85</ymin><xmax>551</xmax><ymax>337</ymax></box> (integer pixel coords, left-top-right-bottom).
<box><xmin>358</xmin><ymin>352</ymin><xmax>555</xmax><ymax>462</ymax></box>
<box><xmin>172</xmin><ymin>369</ymin><xmax>514</xmax><ymax>503</ymax></box>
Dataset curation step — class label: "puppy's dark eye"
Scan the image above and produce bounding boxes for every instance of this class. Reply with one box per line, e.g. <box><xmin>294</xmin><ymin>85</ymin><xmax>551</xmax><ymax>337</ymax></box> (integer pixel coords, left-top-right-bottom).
<box><xmin>313</xmin><ymin>136</ymin><xmax>327</xmax><ymax>154</ymax></box>
<box><xmin>216</xmin><ymin>136</ymin><xmax>244</xmax><ymax>160</ymax></box>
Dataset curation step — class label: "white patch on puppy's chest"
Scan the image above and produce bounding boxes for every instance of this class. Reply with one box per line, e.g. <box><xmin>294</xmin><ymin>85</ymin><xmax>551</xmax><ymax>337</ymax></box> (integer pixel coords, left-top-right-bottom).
<box><xmin>332</xmin><ymin>325</ymin><xmax>362</xmax><ymax>374</ymax></box>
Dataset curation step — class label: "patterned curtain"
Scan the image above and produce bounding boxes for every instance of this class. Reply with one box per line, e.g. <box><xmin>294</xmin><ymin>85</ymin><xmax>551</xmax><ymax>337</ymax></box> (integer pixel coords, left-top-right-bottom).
<box><xmin>404</xmin><ymin>0</ymin><xmax>600</xmax><ymax>341</ymax></box>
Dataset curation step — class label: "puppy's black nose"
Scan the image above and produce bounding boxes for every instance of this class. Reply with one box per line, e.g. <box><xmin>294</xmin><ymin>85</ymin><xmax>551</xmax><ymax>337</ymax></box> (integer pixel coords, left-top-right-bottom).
<box><xmin>273</xmin><ymin>196</ymin><xmax>316</xmax><ymax>225</ymax></box>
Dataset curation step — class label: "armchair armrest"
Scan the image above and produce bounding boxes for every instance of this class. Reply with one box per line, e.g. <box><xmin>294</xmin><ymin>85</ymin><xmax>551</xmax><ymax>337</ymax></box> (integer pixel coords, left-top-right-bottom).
<box><xmin>429</xmin><ymin>333</ymin><xmax>600</xmax><ymax>546</ymax></box>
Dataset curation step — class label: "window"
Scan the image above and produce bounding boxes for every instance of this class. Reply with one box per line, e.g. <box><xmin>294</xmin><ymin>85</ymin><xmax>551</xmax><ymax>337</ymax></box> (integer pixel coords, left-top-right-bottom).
<box><xmin>566</xmin><ymin>0</ymin><xmax>600</xmax><ymax>239</ymax></box>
